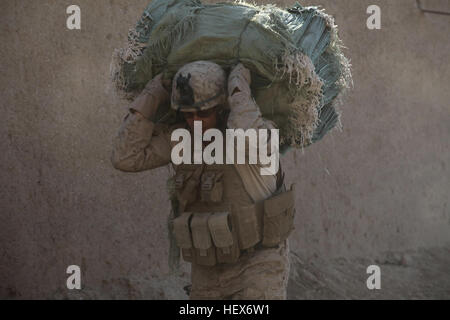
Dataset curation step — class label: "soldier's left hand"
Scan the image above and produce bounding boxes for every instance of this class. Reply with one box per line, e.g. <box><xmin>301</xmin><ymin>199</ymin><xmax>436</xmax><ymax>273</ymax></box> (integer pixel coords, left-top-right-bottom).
<box><xmin>228</xmin><ymin>63</ymin><xmax>251</xmax><ymax>98</ymax></box>
<box><xmin>143</xmin><ymin>73</ymin><xmax>170</xmax><ymax>104</ymax></box>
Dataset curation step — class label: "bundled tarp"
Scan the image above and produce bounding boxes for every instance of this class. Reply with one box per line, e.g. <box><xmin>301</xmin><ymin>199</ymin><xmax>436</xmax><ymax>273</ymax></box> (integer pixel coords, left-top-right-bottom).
<box><xmin>111</xmin><ymin>0</ymin><xmax>352</xmax><ymax>150</ymax></box>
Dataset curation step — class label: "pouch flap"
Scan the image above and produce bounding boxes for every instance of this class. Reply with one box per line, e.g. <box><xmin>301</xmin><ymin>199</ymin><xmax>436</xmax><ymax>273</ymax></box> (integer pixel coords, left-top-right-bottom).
<box><xmin>201</xmin><ymin>171</ymin><xmax>224</xmax><ymax>190</ymax></box>
<box><xmin>264</xmin><ymin>189</ymin><xmax>294</xmax><ymax>218</ymax></box>
<box><xmin>172</xmin><ymin>212</ymin><xmax>193</xmax><ymax>249</ymax></box>
<box><xmin>201</xmin><ymin>172</ymin><xmax>216</xmax><ymax>191</ymax></box>
<box><xmin>208</xmin><ymin>212</ymin><xmax>234</xmax><ymax>248</ymax></box>
<box><xmin>175</xmin><ymin>170</ymin><xmax>194</xmax><ymax>189</ymax></box>
<box><xmin>235</xmin><ymin>204</ymin><xmax>262</xmax><ymax>249</ymax></box>
<box><xmin>190</xmin><ymin>213</ymin><xmax>213</xmax><ymax>250</ymax></box>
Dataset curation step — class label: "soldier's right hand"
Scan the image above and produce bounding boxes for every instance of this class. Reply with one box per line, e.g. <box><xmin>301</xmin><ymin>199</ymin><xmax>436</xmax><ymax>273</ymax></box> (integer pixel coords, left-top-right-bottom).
<box><xmin>130</xmin><ymin>73</ymin><xmax>171</xmax><ymax>119</ymax></box>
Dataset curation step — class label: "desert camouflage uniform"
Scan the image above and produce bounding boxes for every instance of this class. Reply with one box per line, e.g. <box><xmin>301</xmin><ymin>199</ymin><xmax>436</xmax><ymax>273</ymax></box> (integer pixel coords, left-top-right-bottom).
<box><xmin>111</xmin><ymin>62</ymin><xmax>290</xmax><ymax>300</ymax></box>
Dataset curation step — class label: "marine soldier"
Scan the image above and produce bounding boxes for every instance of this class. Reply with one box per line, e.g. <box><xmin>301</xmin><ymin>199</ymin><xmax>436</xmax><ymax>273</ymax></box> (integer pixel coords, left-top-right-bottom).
<box><xmin>111</xmin><ymin>61</ymin><xmax>295</xmax><ymax>299</ymax></box>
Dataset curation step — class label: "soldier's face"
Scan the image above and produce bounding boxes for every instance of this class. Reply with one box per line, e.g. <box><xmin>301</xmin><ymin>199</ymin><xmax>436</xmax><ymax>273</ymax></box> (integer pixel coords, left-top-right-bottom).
<box><xmin>183</xmin><ymin>106</ymin><xmax>218</xmax><ymax>133</ymax></box>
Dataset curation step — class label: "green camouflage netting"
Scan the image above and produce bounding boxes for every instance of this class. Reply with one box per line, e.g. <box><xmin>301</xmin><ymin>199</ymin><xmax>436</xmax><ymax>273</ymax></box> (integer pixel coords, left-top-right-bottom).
<box><xmin>111</xmin><ymin>0</ymin><xmax>352</xmax><ymax>150</ymax></box>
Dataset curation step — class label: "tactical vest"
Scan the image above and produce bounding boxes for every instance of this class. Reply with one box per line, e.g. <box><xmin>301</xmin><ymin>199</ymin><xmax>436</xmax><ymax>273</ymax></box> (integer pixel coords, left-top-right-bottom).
<box><xmin>172</xmin><ymin>162</ymin><xmax>295</xmax><ymax>267</ymax></box>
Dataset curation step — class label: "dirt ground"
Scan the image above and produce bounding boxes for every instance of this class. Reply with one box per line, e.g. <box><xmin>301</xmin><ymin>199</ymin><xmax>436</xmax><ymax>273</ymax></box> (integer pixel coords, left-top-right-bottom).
<box><xmin>49</xmin><ymin>246</ymin><xmax>450</xmax><ymax>300</ymax></box>
<box><xmin>288</xmin><ymin>246</ymin><xmax>450</xmax><ymax>299</ymax></box>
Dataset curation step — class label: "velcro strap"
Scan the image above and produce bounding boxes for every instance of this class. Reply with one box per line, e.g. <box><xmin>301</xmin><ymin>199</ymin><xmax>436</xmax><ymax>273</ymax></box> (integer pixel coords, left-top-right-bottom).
<box><xmin>201</xmin><ymin>172</ymin><xmax>216</xmax><ymax>191</ymax></box>
<box><xmin>208</xmin><ymin>212</ymin><xmax>234</xmax><ymax>249</ymax></box>
<box><xmin>190</xmin><ymin>213</ymin><xmax>213</xmax><ymax>251</ymax></box>
<box><xmin>172</xmin><ymin>212</ymin><xmax>193</xmax><ymax>249</ymax></box>
<box><xmin>174</xmin><ymin>170</ymin><xmax>193</xmax><ymax>189</ymax></box>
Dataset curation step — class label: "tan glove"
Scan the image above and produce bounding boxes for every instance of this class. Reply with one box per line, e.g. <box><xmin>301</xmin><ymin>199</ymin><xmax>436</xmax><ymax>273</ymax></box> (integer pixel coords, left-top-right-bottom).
<box><xmin>228</xmin><ymin>63</ymin><xmax>251</xmax><ymax>98</ymax></box>
<box><xmin>227</xmin><ymin>63</ymin><xmax>267</xmax><ymax>131</ymax></box>
<box><xmin>130</xmin><ymin>73</ymin><xmax>171</xmax><ymax>119</ymax></box>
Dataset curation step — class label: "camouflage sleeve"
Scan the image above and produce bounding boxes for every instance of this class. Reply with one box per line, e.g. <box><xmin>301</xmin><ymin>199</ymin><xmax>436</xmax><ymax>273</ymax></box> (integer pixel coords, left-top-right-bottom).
<box><xmin>111</xmin><ymin>112</ymin><xmax>172</xmax><ymax>172</ymax></box>
<box><xmin>226</xmin><ymin>68</ymin><xmax>277</xmax><ymax>153</ymax></box>
<box><xmin>226</xmin><ymin>73</ymin><xmax>279</xmax><ymax>196</ymax></box>
<box><xmin>227</xmin><ymin>67</ymin><xmax>275</xmax><ymax>131</ymax></box>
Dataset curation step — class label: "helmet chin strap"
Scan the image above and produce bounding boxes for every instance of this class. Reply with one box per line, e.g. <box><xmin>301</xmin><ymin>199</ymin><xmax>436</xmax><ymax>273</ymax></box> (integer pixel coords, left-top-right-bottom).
<box><xmin>176</xmin><ymin>105</ymin><xmax>182</xmax><ymax>120</ymax></box>
<box><xmin>217</xmin><ymin>108</ymin><xmax>230</xmax><ymax>131</ymax></box>
<box><xmin>175</xmin><ymin>90</ymin><xmax>225</xmax><ymax>111</ymax></box>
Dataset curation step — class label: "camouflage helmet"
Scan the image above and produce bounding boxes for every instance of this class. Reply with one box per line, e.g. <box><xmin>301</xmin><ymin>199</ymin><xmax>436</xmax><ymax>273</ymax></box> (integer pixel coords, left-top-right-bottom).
<box><xmin>171</xmin><ymin>61</ymin><xmax>227</xmax><ymax>112</ymax></box>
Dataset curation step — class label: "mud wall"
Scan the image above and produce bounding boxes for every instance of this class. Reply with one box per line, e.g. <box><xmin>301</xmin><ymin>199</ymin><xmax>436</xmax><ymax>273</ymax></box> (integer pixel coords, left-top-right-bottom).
<box><xmin>0</xmin><ymin>0</ymin><xmax>449</xmax><ymax>299</ymax></box>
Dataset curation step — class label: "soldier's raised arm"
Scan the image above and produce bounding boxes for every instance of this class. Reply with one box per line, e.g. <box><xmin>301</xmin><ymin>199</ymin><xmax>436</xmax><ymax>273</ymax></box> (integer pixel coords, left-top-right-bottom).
<box><xmin>227</xmin><ymin>63</ymin><xmax>275</xmax><ymax>131</ymax></box>
<box><xmin>227</xmin><ymin>63</ymin><xmax>279</xmax><ymax>176</ymax></box>
<box><xmin>111</xmin><ymin>74</ymin><xmax>173</xmax><ymax>172</ymax></box>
